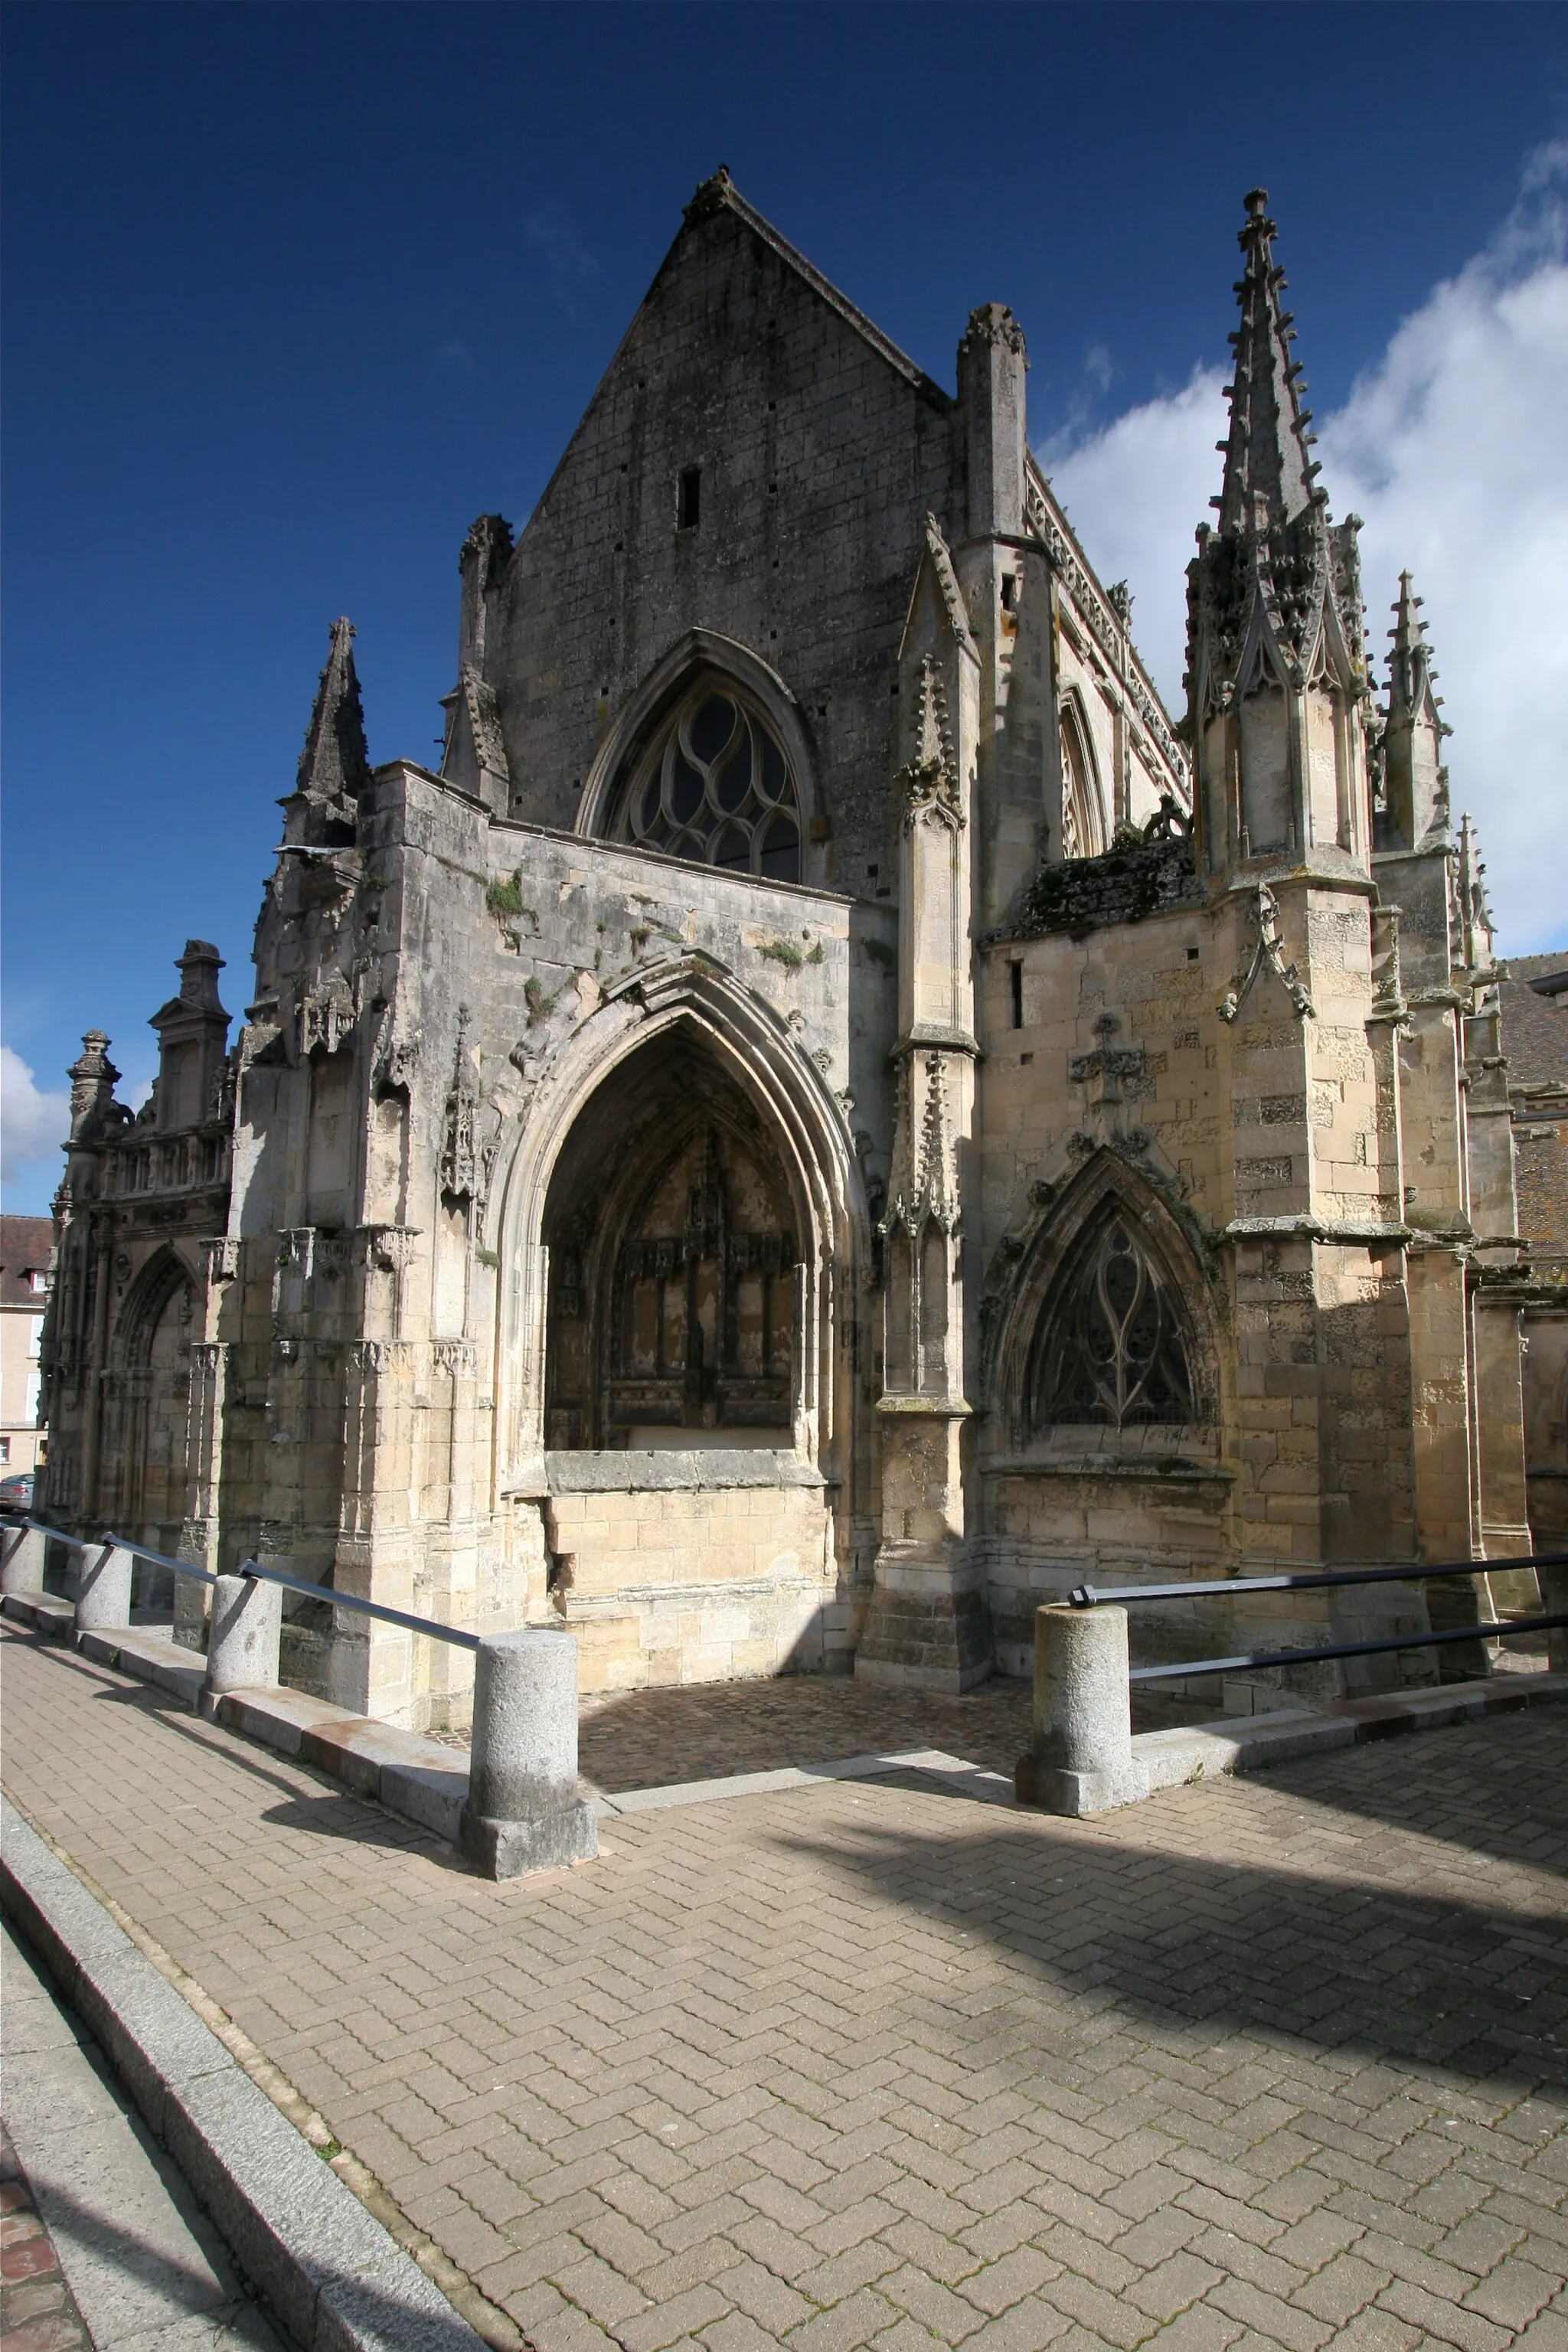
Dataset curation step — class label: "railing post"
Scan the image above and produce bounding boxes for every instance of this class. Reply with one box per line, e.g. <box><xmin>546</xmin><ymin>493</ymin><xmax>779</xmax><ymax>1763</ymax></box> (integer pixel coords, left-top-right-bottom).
<box><xmin>1</xmin><ymin>1524</ymin><xmax>47</xmax><ymax>1596</ymax></box>
<box><xmin>1014</xmin><ymin>1602</ymin><xmax>1148</xmax><ymax>1815</ymax></box>
<box><xmin>75</xmin><ymin>1541</ymin><xmax>135</xmax><ymax>1632</ymax></box>
<box><xmin>459</xmin><ymin>1628</ymin><xmax>598</xmax><ymax>1880</ymax></box>
<box><xmin>200</xmin><ymin>1570</ymin><xmax>282</xmax><ymax>1718</ymax></box>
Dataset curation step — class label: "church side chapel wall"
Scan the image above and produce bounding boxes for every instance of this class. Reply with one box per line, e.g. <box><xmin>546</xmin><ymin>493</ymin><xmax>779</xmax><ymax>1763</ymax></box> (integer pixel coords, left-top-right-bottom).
<box><xmin>38</xmin><ymin>175</ymin><xmax>1535</xmax><ymax>1723</ymax></box>
<box><xmin>207</xmin><ymin>735</ymin><xmax>893</xmax><ymax>1725</ymax></box>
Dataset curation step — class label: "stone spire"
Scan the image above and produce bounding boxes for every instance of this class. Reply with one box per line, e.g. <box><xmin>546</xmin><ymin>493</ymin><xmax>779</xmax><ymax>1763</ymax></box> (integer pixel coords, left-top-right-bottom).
<box><xmin>1185</xmin><ymin>191</ymin><xmax>1373</xmax><ymax>874</ymax></box>
<box><xmin>295</xmin><ymin>618</ymin><xmax>371</xmax><ymax>809</ymax></box>
<box><xmin>1376</xmin><ymin>571</ymin><xmax>1451</xmax><ymax>851</ymax></box>
<box><xmin>1214</xmin><ymin>189</ymin><xmax>1324</xmax><ymax>546</ymax></box>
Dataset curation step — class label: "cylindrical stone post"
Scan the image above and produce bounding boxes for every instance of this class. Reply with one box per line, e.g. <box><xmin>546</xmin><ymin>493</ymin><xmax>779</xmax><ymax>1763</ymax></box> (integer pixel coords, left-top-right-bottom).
<box><xmin>201</xmin><ymin>1571</ymin><xmax>282</xmax><ymax>1714</ymax></box>
<box><xmin>0</xmin><ymin>1524</ymin><xmax>47</xmax><ymax>1597</ymax></box>
<box><xmin>75</xmin><ymin>1542</ymin><xmax>135</xmax><ymax>1632</ymax></box>
<box><xmin>1014</xmin><ymin>1603</ymin><xmax>1146</xmax><ymax>1815</ymax></box>
<box><xmin>459</xmin><ymin>1628</ymin><xmax>598</xmax><ymax>1880</ymax></box>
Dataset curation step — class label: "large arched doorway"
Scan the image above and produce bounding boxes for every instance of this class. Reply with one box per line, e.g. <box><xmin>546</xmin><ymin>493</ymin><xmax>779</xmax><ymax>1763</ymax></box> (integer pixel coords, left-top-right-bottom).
<box><xmin>116</xmin><ymin>1251</ymin><xmax>197</xmax><ymax>1553</ymax></box>
<box><xmin>542</xmin><ymin>1026</ymin><xmax>803</xmax><ymax>1451</ymax></box>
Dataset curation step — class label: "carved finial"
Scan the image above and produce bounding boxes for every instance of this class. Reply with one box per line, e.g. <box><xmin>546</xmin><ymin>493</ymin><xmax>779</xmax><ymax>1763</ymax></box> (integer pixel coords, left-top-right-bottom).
<box><xmin>67</xmin><ymin>1030</ymin><xmax>122</xmax><ymax>1140</ymax></box>
<box><xmin>684</xmin><ymin>165</ymin><xmax>737</xmax><ymax>226</ymax></box>
<box><xmin>959</xmin><ymin>301</ymin><xmax>1027</xmax><ymax>362</ymax></box>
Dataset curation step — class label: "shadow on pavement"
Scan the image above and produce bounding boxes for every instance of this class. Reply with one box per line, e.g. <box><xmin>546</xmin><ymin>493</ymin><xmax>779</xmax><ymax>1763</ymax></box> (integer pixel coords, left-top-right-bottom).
<box><xmin>766</xmin><ymin>1746</ymin><xmax>1568</xmax><ymax>2095</ymax></box>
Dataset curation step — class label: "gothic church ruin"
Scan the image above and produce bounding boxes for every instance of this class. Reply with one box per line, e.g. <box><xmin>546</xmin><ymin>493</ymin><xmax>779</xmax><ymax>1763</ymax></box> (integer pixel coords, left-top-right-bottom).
<box><xmin>40</xmin><ymin>178</ymin><xmax>1551</xmax><ymax>1728</ymax></box>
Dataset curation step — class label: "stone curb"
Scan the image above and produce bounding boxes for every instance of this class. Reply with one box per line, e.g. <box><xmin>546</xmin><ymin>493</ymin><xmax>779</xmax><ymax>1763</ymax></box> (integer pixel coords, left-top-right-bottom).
<box><xmin>0</xmin><ymin>1793</ymin><xmax>485</xmax><ymax>2352</ymax></box>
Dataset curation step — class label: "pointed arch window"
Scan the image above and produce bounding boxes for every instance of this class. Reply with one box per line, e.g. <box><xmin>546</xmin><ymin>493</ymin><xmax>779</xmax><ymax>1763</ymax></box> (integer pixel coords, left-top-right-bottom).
<box><xmin>617</xmin><ymin>683</ymin><xmax>801</xmax><ymax>883</ymax></box>
<box><xmin>1059</xmin><ymin>703</ymin><xmax>1103</xmax><ymax>862</ymax></box>
<box><xmin>1027</xmin><ymin>1213</ymin><xmax>1194</xmax><ymax>1432</ymax></box>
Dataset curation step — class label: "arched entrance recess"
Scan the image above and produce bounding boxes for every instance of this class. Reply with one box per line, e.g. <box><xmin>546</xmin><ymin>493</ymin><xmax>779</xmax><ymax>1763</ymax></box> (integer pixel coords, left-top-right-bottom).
<box><xmin>543</xmin><ymin>1031</ymin><xmax>801</xmax><ymax>1448</ymax></box>
<box><xmin>488</xmin><ymin>958</ymin><xmax>867</xmax><ymax>1488</ymax></box>
<box><xmin>112</xmin><ymin>1248</ymin><xmax>198</xmax><ymax>1549</ymax></box>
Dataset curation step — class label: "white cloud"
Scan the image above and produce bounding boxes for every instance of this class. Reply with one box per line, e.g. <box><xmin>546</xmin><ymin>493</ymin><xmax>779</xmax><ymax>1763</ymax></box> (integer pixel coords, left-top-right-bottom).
<box><xmin>1048</xmin><ymin>148</ymin><xmax>1568</xmax><ymax>953</ymax></box>
<box><xmin>1</xmin><ymin>1047</ymin><xmax>69</xmax><ymax>1189</ymax></box>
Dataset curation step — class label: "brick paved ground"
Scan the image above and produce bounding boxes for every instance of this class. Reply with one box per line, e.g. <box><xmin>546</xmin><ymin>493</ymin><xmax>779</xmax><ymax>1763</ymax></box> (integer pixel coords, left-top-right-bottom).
<box><xmin>432</xmin><ymin>1669</ymin><xmax>1218</xmax><ymax>1787</ymax></box>
<box><xmin>2</xmin><ymin>1625</ymin><xmax>1566</xmax><ymax>2352</ymax></box>
<box><xmin>1</xmin><ymin>2120</ymin><xmax>91</xmax><ymax>2351</ymax></box>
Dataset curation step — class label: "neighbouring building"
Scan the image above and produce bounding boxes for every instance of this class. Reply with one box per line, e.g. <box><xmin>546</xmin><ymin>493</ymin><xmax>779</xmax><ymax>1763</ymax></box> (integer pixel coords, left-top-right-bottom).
<box><xmin>38</xmin><ymin>180</ymin><xmax>1547</xmax><ymax>1727</ymax></box>
<box><xmin>1</xmin><ymin>1214</ymin><xmax>54</xmax><ymax>1478</ymax></box>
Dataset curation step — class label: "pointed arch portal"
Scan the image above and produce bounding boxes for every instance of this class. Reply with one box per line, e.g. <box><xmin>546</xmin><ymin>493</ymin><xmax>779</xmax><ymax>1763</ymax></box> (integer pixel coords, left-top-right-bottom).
<box><xmin>542</xmin><ymin>1027</ymin><xmax>802</xmax><ymax>1448</ymax></box>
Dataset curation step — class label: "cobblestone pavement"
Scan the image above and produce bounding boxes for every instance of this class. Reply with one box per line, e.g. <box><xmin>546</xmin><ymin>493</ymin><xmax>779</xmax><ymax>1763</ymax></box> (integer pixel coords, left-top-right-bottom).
<box><xmin>1</xmin><ymin>2120</ymin><xmax>92</xmax><ymax>2352</ymax></box>
<box><xmin>2</xmin><ymin>1628</ymin><xmax>1566</xmax><ymax>2352</ymax></box>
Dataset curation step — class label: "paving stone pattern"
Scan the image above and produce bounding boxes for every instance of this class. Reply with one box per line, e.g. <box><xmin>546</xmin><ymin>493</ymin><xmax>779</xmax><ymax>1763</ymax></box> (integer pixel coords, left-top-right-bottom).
<box><xmin>435</xmin><ymin>1671</ymin><xmax>1202</xmax><ymax>1788</ymax></box>
<box><xmin>2</xmin><ymin>1628</ymin><xmax>1566</xmax><ymax>2352</ymax></box>
<box><xmin>1</xmin><ymin>2120</ymin><xmax>92</xmax><ymax>2352</ymax></box>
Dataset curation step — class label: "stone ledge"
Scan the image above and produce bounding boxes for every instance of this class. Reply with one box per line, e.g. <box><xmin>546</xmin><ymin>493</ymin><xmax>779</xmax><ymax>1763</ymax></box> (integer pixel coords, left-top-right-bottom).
<box><xmin>9</xmin><ymin>1617</ymin><xmax>472</xmax><ymax>1850</ymax></box>
<box><xmin>1</xmin><ymin>1591</ymin><xmax>77</xmax><ymax>1641</ymax></box>
<box><xmin>77</xmin><ymin>1623</ymin><xmax>206</xmax><ymax>1707</ymax></box>
<box><xmin>547</xmin><ymin>1449</ymin><xmax>825</xmax><ymax>1492</ymax></box>
<box><xmin>0</xmin><ymin>1795</ymin><xmax>485</xmax><ymax>2352</ymax></box>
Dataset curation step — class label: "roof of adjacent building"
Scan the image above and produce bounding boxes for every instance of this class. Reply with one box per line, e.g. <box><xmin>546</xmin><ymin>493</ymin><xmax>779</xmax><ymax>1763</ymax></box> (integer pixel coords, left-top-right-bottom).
<box><xmin>1500</xmin><ymin>956</ymin><xmax>1568</xmax><ymax>1095</ymax></box>
<box><xmin>0</xmin><ymin>1214</ymin><xmax>54</xmax><ymax>1308</ymax></box>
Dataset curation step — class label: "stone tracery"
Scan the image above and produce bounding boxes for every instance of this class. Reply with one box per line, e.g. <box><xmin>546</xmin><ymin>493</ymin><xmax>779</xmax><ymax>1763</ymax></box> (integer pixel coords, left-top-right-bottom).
<box><xmin>616</xmin><ymin>682</ymin><xmax>801</xmax><ymax>883</ymax></box>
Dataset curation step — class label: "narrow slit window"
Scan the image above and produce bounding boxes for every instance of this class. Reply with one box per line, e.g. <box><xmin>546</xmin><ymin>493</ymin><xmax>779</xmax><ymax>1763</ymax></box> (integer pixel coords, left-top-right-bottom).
<box><xmin>1001</xmin><ymin>574</ymin><xmax>1017</xmax><ymax>613</ymax></box>
<box><xmin>1010</xmin><ymin>960</ymin><xmax>1024</xmax><ymax>1030</ymax></box>
<box><xmin>678</xmin><ymin>467</ymin><xmax>701</xmax><ymax>530</ymax></box>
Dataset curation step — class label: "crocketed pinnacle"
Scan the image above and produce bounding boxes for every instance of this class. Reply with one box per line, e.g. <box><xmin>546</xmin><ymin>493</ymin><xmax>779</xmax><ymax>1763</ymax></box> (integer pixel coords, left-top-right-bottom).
<box><xmin>1215</xmin><ymin>189</ymin><xmax>1324</xmax><ymax>544</ymax></box>
<box><xmin>1384</xmin><ymin>570</ymin><xmax>1444</xmax><ymax>733</ymax></box>
<box><xmin>296</xmin><ymin>617</ymin><xmax>371</xmax><ymax>805</ymax></box>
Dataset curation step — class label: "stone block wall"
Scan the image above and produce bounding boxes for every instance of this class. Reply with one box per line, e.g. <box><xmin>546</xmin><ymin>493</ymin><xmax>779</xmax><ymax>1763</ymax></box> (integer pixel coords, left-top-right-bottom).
<box><xmin>542</xmin><ymin>1453</ymin><xmax>840</xmax><ymax>1692</ymax></box>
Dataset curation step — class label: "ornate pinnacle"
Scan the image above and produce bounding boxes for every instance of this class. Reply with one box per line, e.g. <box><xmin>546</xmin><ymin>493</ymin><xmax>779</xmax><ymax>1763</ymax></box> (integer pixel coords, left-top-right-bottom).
<box><xmin>296</xmin><ymin>617</ymin><xmax>371</xmax><ymax>806</ymax></box>
<box><xmin>1216</xmin><ymin>188</ymin><xmax>1323</xmax><ymax>544</ymax></box>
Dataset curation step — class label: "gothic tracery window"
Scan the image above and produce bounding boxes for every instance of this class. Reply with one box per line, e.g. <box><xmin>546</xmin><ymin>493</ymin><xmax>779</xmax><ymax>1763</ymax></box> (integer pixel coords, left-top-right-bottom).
<box><xmin>618</xmin><ymin>685</ymin><xmax>801</xmax><ymax>883</ymax></box>
<box><xmin>1059</xmin><ymin>703</ymin><xmax>1102</xmax><ymax>862</ymax></box>
<box><xmin>1029</xmin><ymin>1216</ymin><xmax>1194</xmax><ymax>1432</ymax></box>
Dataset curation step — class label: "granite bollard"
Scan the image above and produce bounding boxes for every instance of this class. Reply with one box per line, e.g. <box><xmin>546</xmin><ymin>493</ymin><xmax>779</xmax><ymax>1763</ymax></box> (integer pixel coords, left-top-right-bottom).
<box><xmin>201</xmin><ymin>1570</ymin><xmax>282</xmax><ymax>1717</ymax></box>
<box><xmin>75</xmin><ymin>1541</ymin><xmax>135</xmax><ymax>1632</ymax></box>
<box><xmin>459</xmin><ymin>1628</ymin><xmax>598</xmax><ymax>1880</ymax></box>
<box><xmin>1</xmin><ymin>1524</ymin><xmax>48</xmax><ymax>1597</ymax></box>
<box><xmin>1014</xmin><ymin>1602</ymin><xmax>1148</xmax><ymax>1816</ymax></box>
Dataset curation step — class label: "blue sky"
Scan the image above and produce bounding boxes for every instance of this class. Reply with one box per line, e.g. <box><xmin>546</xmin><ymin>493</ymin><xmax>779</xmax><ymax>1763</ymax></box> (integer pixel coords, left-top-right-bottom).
<box><xmin>5</xmin><ymin>1</ymin><xmax>1566</xmax><ymax>1211</ymax></box>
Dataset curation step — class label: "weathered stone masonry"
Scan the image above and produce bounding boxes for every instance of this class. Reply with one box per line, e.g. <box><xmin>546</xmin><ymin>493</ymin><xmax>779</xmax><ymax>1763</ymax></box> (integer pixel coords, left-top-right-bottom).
<box><xmin>39</xmin><ymin>176</ymin><xmax>1544</xmax><ymax>1726</ymax></box>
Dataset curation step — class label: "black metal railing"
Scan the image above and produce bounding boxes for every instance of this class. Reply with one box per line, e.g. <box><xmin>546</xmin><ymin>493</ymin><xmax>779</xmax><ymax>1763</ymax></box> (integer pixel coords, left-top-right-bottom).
<box><xmin>0</xmin><ymin>1515</ymin><xmax>478</xmax><ymax>1651</ymax></box>
<box><xmin>1067</xmin><ymin>1550</ymin><xmax>1568</xmax><ymax>1683</ymax></box>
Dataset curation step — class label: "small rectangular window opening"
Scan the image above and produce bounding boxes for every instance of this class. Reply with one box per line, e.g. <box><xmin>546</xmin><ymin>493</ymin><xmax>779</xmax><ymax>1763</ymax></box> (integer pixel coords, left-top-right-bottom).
<box><xmin>678</xmin><ymin>467</ymin><xmax>701</xmax><ymax>530</ymax></box>
<box><xmin>1001</xmin><ymin>574</ymin><xmax>1017</xmax><ymax>613</ymax></box>
<box><xmin>1187</xmin><ymin>946</ymin><xmax>1200</xmax><ymax>962</ymax></box>
<box><xmin>1009</xmin><ymin>960</ymin><xmax>1024</xmax><ymax>1030</ymax></box>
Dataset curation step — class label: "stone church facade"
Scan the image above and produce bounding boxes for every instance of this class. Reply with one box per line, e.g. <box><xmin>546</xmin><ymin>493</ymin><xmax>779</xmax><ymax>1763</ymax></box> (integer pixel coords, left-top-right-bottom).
<box><xmin>39</xmin><ymin>178</ymin><xmax>1547</xmax><ymax>1728</ymax></box>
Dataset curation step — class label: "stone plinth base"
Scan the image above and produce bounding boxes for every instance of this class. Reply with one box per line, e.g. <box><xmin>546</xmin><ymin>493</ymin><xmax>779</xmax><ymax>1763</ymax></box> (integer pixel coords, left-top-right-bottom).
<box><xmin>459</xmin><ymin>1790</ymin><xmax>599</xmax><ymax>1880</ymax></box>
<box><xmin>854</xmin><ymin>1549</ymin><xmax>993</xmax><ymax>1692</ymax></box>
<box><xmin>1013</xmin><ymin>1754</ymin><xmax>1148</xmax><ymax>1816</ymax></box>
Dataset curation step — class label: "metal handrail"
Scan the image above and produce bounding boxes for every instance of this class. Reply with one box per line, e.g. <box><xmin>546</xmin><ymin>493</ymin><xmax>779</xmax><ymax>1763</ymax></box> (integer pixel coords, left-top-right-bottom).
<box><xmin>232</xmin><ymin>1559</ymin><xmax>481</xmax><ymax>1652</ymax></box>
<box><xmin>2</xmin><ymin>1513</ymin><xmax>477</xmax><ymax>1650</ymax></box>
<box><xmin>1</xmin><ymin>1516</ymin><xmax>220</xmax><ymax>1586</ymax></box>
<box><xmin>1129</xmin><ymin>1614</ymin><xmax>1568</xmax><ymax>1682</ymax></box>
<box><xmin>1071</xmin><ymin>1552</ymin><xmax>1568</xmax><ymax>1609</ymax></box>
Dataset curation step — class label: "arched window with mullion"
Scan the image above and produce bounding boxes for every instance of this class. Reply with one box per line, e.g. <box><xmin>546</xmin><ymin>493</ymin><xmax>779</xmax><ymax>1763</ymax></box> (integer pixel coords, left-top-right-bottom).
<box><xmin>617</xmin><ymin>682</ymin><xmax>801</xmax><ymax>884</ymax></box>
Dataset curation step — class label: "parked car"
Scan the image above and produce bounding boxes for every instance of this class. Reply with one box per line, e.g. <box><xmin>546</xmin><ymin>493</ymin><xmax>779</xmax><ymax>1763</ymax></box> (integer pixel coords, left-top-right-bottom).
<box><xmin>0</xmin><ymin>1468</ymin><xmax>36</xmax><ymax>1511</ymax></box>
